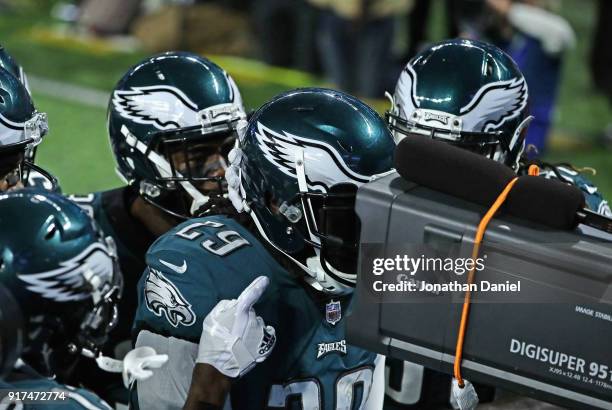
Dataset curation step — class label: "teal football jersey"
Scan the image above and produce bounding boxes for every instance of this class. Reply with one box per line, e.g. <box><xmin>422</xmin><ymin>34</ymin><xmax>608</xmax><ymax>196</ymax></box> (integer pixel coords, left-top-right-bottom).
<box><xmin>0</xmin><ymin>376</ymin><xmax>112</xmax><ymax>409</ymax></box>
<box><xmin>133</xmin><ymin>215</ymin><xmax>378</xmax><ymax>409</ymax></box>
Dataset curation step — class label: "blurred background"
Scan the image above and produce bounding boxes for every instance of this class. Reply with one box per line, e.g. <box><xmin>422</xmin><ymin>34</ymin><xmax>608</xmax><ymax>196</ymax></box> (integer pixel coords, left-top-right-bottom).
<box><xmin>0</xmin><ymin>0</ymin><xmax>610</xmax><ymax>197</ymax></box>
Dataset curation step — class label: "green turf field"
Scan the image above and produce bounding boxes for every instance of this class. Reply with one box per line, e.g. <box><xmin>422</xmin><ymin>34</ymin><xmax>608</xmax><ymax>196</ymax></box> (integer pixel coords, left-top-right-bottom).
<box><xmin>2</xmin><ymin>0</ymin><xmax>611</xmax><ymax>199</ymax></box>
<box><xmin>33</xmin><ymin>94</ymin><xmax>118</xmax><ymax>193</ymax></box>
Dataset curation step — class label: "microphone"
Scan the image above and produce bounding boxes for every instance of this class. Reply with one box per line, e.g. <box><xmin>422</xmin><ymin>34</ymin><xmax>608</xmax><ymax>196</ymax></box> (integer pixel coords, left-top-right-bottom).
<box><xmin>394</xmin><ymin>135</ymin><xmax>612</xmax><ymax>232</ymax></box>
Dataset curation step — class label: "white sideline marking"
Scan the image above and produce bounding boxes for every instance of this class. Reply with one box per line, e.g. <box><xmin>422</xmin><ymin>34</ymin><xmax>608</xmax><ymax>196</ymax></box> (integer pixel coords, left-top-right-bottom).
<box><xmin>29</xmin><ymin>75</ymin><xmax>108</xmax><ymax>108</ymax></box>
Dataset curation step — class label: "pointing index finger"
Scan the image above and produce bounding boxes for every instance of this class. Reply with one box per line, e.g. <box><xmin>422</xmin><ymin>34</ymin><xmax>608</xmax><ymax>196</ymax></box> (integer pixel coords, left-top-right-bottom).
<box><xmin>236</xmin><ymin>276</ymin><xmax>269</xmax><ymax>314</ymax></box>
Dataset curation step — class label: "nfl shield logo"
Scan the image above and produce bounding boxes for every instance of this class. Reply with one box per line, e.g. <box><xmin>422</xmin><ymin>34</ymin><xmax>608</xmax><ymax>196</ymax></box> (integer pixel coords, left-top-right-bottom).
<box><xmin>325</xmin><ymin>300</ymin><xmax>341</xmax><ymax>326</ymax></box>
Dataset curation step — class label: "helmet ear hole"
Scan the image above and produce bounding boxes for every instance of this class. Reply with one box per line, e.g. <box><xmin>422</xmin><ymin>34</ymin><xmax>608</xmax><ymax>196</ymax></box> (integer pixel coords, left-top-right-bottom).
<box><xmin>0</xmin><ymin>90</ymin><xmax>8</xmax><ymax>107</ymax></box>
<box><xmin>485</xmin><ymin>56</ymin><xmax>494</xmax><ymax>77</ymax></box>
<box><xmin>44</xmin><ymin>223</ymin><xmax>58</xmax><ymax>240</ymax></box>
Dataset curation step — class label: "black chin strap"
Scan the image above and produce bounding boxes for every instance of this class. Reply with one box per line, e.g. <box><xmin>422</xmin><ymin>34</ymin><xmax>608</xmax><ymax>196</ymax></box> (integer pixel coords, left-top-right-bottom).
<box><xmin>141</xmin><ymin>194</ymin><xmax>190</xmax><ymax>221</ymax></box>
<box><xmin>23</xmin><ymin>161</ymin><xmax>59</xmax><ymax>191</ymax></box>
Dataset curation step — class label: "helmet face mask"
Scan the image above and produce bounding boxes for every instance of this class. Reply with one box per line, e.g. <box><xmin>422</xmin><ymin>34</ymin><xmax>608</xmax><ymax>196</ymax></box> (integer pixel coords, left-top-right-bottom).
<box><xmin>108</xmin><ymin>52</ymin><xmax>246</xmax><ymax>218</ymax></box>
<box><xmin>134</xmin><ymin>128</ymin><xmax>236</xmax><ymax>219</ymax></box>
<box><xmin>0</xmin><ymin>111</ymin><xmax>47</xmax><ymax>148</ymax></box>
<box><xmin>72</xmin><ymin>235</ymin><xmax>122</xmax><ymax>359</ymax></box>
<box><xmin>0</xmin><ymin>67</ymin><xmax>55</xmax><ymax>191</ymax></box>
<box><xmin>146</xmin><ymin>126</ymin><xmax>233</xmax><ymax>187</ymax></box>
<box><xmin>387</xmin><ymin>39</ymin><xmax>533</xmax><ymax>169</ymax></box>
<box><xmin>386</xmin><ymin>109</ymin><xmax>503</xmax><ymax>149</ymax></box>
<box><xmin>291</xmin><ymin>183</ymin><xmax>360</xmax><ymax>278</ymax></box>
<box><xmin>228</xmin><ymin>88</ymin><xmax>395</xmax><ymax>295</ymax></box>
<box><xmin>385</xmin><ymin>108</ymin><xmax>532</xmax><ymax>165</ymax></box>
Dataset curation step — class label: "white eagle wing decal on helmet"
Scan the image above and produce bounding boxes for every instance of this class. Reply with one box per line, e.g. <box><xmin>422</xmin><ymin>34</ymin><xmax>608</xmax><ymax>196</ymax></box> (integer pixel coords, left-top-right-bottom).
<box><xmin>254</xmin><ymin>122</ymin><xmax>370</xmax><ymax>192</ymax></box>
<box><xmin>144</xmin><ymin>267</ymin><xmax>195</xmax><ymax>327</ymax></box>
<box><xmin>459</xmin><ymin>78</ymin><xmax>528</xmax><ymax>133</ymax></box>
<box><xmin>224</xmin><ymin>71</ymin><xmax>243</xmax><ymax>108</ymax></box>
<box><xmin>394</xmin><ymin>66</ymin><xmax>419</xmax><ymax>118</ymax></box>
<box><xmin>0</xmin><ymin>113</ymin><xmax>26</xmax><ymax>146</ymax></box>
<box><xmin>112</xmin><ymin>85</ymin><xmax>200</xmax><ymax>130</ymax></box>
<box><xmin>18</xmin><ymin>243</ymin><xmax>113</xmax><ymax>302</ymax></box>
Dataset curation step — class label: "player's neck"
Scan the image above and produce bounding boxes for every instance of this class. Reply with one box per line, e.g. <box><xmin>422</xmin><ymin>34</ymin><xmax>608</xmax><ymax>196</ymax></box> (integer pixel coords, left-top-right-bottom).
<box><xmin>130</xmin><ymin>196</ymin><xmax>179</xmax><ymax>238</ymax></box>
<box><xmin>247</xmin><ymin>227</ymin><xmax>346</xmax><ymax>301</ymax></box>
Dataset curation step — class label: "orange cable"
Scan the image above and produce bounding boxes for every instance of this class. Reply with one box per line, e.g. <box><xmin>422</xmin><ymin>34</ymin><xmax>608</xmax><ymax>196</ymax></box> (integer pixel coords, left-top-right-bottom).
<box><xmin>453</xmin><ymin>176</ymin><xmax>519</xmax><ymax>388</ymax></box>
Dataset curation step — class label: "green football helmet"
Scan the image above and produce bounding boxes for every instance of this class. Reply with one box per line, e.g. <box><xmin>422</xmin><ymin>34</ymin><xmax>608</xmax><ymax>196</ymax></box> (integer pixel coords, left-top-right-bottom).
<box><xmin>0</xmin><ymin>67</ymin><xmax>54</xmax><ymax>191</ymax></box>
<box><xmin>0</xmin><ymin>189</ymin><xmax>122</xmax><ymax>379</ymax></box>
<box><xmin>108</xmin><ymin>51</ymin><xmax>246</xmax><ymax>218</ymax></box>
<box><xmin>387</xmin><ymin>39</ymin><xmax>533</xmax><ymax>169</ymax></box>
<box><xmin>227</xmin><ymin>88</ymin><xmax>395</xmax><ymax>294</ymax></box>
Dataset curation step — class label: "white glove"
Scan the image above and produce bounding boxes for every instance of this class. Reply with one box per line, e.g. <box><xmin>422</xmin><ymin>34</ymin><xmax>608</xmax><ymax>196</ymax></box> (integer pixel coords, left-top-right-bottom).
<box><xmin>122</xmin><ymin>347</ymin><xmax>169</xmax><ymax>388</ymax></box>
<box><xmin>196</xmin><ymin>276</ymin><xmax>276</xmax><ymax>378</ymax></box>
<box><xmin>95</xmin><ymin>346</ymin><xmax>169</xmax><ymax>388</ymax></box>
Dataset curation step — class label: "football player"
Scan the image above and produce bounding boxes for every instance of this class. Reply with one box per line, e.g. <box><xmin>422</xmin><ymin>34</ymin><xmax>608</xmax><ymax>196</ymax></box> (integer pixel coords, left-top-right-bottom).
<box><xmin>386</xmin><ymin>39</ymin><xmax>610</xmax><ymax>216</ymax></box>
<box><xmin>68</xmin><ymin>51</ymin><xmax>246</xmax><ymax>401</ymax></box>
<box><xmin>0</xmin><ymin>189</ymin><xmax>121</xmax><ymax>409</ymax></box>
<box><xmin>0</xmin><ymin>66</ymin><xmax>55</xmax><ymax>193</ymax></box>
<box><xmin>130</xmin><ymin>88</ymin><xmax>395</xmax><ymax>409</ymax></box>
<box><xmin>384</xmin><ymin>38</ymin><xmax>610</xmax><ymax>408</ymax></box>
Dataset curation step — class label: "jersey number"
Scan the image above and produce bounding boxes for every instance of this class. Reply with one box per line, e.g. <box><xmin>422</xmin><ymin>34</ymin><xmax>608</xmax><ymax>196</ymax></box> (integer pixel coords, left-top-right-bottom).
<box><xmin>176</xmin><ymin>221</ymin><xmax>250</xmax><ymax>256</ymax></box>
<box><xmin>267</xmin><ymin>367</ymin><xmax>373</xmax><ymax>409</ymax></box>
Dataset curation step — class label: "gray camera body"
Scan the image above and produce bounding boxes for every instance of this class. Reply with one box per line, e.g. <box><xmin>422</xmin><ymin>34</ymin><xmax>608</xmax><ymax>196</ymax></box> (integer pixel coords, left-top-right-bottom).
<box><xmin>348</xmin><ymin>173</ymin><xmax>612</xmax><ymax>409</ymax></box>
